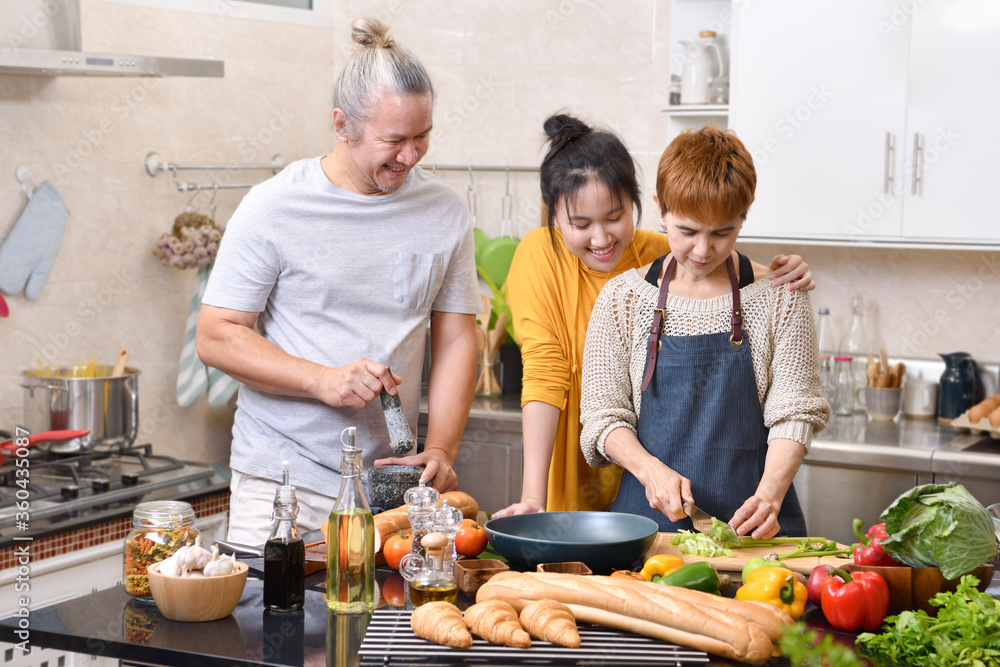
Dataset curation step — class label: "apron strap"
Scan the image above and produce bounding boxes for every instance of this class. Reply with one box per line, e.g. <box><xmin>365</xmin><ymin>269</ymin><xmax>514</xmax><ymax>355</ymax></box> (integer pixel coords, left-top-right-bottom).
<box><xmin>640</xmin><ymin>254</ymin><xmax>744</xmax><ymax>392</ymax></box>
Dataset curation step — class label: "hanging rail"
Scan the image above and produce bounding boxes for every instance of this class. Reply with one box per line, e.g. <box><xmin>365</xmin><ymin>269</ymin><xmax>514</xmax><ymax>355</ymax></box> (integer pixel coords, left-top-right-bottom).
<box><xmin>144</xmin><ymin>151</ymin><xmax>285</xmax><ymax>192</ymax></box>
<box><xmin>421</xmin><ymin>164</ymin><xmax>538</xmax><ymax>173</ymax></box>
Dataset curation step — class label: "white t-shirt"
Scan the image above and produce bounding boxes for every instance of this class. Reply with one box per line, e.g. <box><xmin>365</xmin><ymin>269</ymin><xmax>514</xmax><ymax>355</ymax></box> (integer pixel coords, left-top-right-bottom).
<box><xmin>202</xmin><ymin>157</ymin><xmax>480</xmax><ymax>495</ymax></box>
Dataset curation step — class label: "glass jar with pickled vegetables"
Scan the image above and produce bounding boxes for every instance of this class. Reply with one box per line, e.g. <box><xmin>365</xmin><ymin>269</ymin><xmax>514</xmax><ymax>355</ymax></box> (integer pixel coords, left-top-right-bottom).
<box><xmin>123</xmin><ymin>500</ymin><xmax>200</xmax><ymax>601</ymax></box>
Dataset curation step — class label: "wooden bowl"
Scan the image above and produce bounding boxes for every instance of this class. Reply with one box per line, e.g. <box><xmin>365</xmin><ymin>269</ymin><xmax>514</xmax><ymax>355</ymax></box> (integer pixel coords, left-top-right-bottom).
<box><xmin>849</xmin><ymin>563</ymin><xmax>994</xmax><ymax>615</ymax></box>
<box><xmin>454</xmin><ymin>558</ymin><xmax>509</xmax><ymax>596</ymax></box>
<box><xmin>147</xmin><ymin>561</ymin><xmax>248</xmax><ymax>622</ymax></box>
<box><xmin>536</xmin><ymin>561</ymin><xmax>593</xmax><ymax>576</ymax></box>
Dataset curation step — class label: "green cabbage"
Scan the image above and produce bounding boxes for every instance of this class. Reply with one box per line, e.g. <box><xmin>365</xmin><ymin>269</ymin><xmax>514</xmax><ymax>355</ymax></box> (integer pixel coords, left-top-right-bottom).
<box><xmin>879</xmin><ymin>483</ymin><xmax>998</xmax><ymax>580</ymax></box>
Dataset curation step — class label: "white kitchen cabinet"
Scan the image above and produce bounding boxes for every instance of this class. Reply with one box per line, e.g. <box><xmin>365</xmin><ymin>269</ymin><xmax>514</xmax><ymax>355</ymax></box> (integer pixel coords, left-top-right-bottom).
<box><xmin>729</xmin><ymin>0</ymin><xmax>1000</xmax><ymax>246</ymax></box>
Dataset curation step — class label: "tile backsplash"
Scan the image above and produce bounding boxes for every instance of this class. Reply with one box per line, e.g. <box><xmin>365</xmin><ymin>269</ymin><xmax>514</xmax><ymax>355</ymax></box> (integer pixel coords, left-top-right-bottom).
<box><xmin>1</xmin><ymin>0</ymin><xmax>996</xmax><ymax>465</ymax></box>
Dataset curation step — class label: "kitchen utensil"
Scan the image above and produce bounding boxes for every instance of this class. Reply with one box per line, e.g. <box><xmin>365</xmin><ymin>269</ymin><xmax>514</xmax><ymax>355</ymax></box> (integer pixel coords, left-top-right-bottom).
<box><xmin>146</xmin><ymin>560</ymin><xmax>248</xmax><ymax>622</ymax></box>
<box><xmin>0</xmin><ymin>428</ymin><xmax>90</xmax><ymax>464</ymax></box>
<box><xmin>478</xmin><ymin>182</ymin><xmax>519</xmax><ymax>289</ymax></box>
<box><xmin>855</xmin><ymin>386</ymin><xmax>902</xmax><ymax>421</ymax></box>
<box><xmin>473</xmin><ymin>228</ymin><xmax>490</xmax><ymax>265</ymax></box>
<box><xmin>683</xmin><ymin>502</ymin><xmax>740</xmax><ymax>546</ymax></box>
<box><xmin>483</xmin><ymin>511</ymin><xmax>659</xmax><ymax>573</ymax></box>
<box><xmin>646</xmin><ymin>533</ymin><xmax>851</xmax><ymax>576</ymax></box>
<box><xmin>111</xmin><ymin>348</ymin><xmax>129</xmax><ymax>377</ymax></box>
<box><xmin>536</xmin><ymin>561</ymin><xmax>592</xmax><ymax>575</ymax></box>
<box><xmin>475</xmin><ymin>295</ymin><xmax>503</xmax><ymax>396</ymax></box>
<box><xmin>379</xmin><ymin>368</ymin><xmax>415</xmax><ymax>456</ymax></box>
<box><xmin>680</xmin><ymin>30</ymin><xmax>724</xmax><ymax>105</ymax></box>
<box><xmin>21</xmin><ymin>366</ymin><xmax>139</xmax><ymax>453</ymax></box>
<box><xmin>903</xmin><ymin>375</ymin><xmax>938</xmax><ymax>419</ymax></box>
<box><xmin>938</xmin><ymin>352</ymin><xmax>984</xmax><ymax>424</ymax></box>
<box><xmin>369</xmin><ymin>464</ymin><xmax>423</xmax><ymax>511</ymax></box>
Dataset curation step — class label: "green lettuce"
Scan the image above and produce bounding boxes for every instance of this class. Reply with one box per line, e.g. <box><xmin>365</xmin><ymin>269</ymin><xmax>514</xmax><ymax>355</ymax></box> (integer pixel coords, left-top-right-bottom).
<box><xmin>879</xmin><ymin>483</ymin><xmax>998</xmax><ymax>580</ymax></box>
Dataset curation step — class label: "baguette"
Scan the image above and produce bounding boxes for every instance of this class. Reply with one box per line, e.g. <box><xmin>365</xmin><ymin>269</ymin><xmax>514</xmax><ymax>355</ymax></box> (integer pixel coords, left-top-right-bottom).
<box><xmin>477</xmin><ymin>571</ymin><xmax>773</xmax><ymax>664</ymax></box>
<box><xmin>321</xmin><ymin>491</ymin><xmax>479</xmax><ymax>552</ymax></box>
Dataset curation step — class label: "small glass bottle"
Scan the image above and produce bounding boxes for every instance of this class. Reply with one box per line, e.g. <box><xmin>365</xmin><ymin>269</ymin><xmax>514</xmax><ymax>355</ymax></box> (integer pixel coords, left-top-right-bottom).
<box><xmin>327</xmin><ymin>427</ymin><xmax>375</xmax><ymax>613</ymax></box>
<box><xmin>669</xmin><ymin>74</ymin><xmax>682</xmax><ymax>106</ymax></box>
<box><xmin>123</xmin><ymin>501</ymin><xmax>200</xmax><ymax>600</ymax></box>
<box><xmin>264</xmin><ymin>460</ymin><xmax>305</xmax><ymax>612</ymax></box>
<box><xmin>432</xmin><ymin>499</ymin><xmax>464</xmax><ymax>569</ymax></box>
<box><xmin>832</xmin><ymin>355</ymin><xmax>855</xmax><ymax>417</ymax></box>
<box><xmin>839</xmin><ymin>294</ymin><xmax>872</xmax><ymax>413</ymax></box>
<box><xmin>709</xmin><ymin>75</ymin><xmax>729</xmax><ymax>104</ymax></box>
<box><xmin>816</xmin><ymin>308</ymin><xmax>835</xmax><ymax>409</ymax></box>
<box><xmin>400</xmin><ymin>532</ymin><xmax>458</xmax><ymax>607</ymax></box>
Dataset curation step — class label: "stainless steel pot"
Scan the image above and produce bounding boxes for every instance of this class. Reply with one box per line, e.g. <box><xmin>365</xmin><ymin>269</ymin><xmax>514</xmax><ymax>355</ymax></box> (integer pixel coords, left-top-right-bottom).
<box><xmin>21</xmin><ymin>367</ymin><xmax>139</xmax><ymax>453</ymax></box>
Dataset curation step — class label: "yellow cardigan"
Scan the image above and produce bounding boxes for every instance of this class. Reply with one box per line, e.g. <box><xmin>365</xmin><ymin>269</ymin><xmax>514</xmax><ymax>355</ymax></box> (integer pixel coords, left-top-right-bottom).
<box><xmin>505</xmin><ymin>227</ymin><xmax>671</xmax><ymax>511</ymax></box>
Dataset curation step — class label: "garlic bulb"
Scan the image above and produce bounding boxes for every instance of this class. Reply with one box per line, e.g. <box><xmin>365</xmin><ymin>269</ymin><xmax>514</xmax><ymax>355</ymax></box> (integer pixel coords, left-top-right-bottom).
<box><xmin>155</xmin><ymin>539</ymin><xmax>236</xmax><ymax>577</ymax></box>
<box><xmin>202</xmin><ymin>545</ymin><xmax>237</xmax><ymax>577</ymax></box>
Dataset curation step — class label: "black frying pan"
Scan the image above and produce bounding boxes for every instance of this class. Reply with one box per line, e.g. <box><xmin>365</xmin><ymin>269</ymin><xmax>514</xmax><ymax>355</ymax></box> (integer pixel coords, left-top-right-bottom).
<box><xmin>484</xmin><ymin>511</ymin><xmax>659</xmax><ymax>573</ymax></box>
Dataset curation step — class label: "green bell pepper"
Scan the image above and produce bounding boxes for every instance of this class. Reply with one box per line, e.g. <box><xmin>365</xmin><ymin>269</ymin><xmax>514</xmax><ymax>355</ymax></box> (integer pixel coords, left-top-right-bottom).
<box><xmin>651</xmin><ymin>561</ymin><xmax>721</xmax><ymax>594</ymax></box>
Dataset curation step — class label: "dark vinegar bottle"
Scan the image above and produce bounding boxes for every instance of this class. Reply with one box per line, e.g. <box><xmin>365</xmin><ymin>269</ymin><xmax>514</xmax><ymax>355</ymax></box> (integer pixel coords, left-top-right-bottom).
<box><xmin>264</xmin><ymin>461</ymin><xmax>305</xmax><ymax>611</ymax></box>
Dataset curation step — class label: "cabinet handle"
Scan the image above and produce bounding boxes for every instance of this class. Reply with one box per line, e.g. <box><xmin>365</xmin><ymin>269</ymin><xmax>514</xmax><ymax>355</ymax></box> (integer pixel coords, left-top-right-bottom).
<box><xmin>911</xmin><ymin>132</ymin><xmax>923</xmax><ymax>196</ymax></box>
<box><xmin>883</xmin><ymin>132</ymin><xmax>895</xmax><ymax>194</ymax></box>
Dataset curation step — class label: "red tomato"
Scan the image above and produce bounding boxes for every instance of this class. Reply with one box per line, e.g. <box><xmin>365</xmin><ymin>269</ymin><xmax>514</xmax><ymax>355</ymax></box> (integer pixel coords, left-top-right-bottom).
<box><xmin>383</xmin><ymin>533</ymin><xmax>412</xmax><ymax>571</ymax></box>
<box><xmin>455</xmin><ymin>518</ymin><xmax>488</xmax><ymax>557</ymax></box>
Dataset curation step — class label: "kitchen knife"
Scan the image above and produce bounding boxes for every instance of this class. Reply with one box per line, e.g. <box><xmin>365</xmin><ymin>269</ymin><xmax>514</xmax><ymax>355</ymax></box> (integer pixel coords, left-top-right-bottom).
<box><xmin>380</xmin><ymin>367</ymin><xmax>415</xmax><ymax>456</ymax></box>
<box><xmin>216</xmin><ymin>538</ymin><xmax>326</xmax><ymax>562</ymax></box>
<box><xmin>683</xmin><ymin>503</ymin><xmax>741</xmax><ymax>547</ymax></box>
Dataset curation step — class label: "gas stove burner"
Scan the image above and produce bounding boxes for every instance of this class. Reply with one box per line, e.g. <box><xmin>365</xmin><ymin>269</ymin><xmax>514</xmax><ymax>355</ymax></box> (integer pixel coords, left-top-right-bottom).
<box><xmin>61</xmin><ymin>485</ymin><xmax>80</xmax><ymax>500</ymax></box>
<box><xmin>91</xmin><ymin>479</ymin><xmax>110</xmax><ymax>493</ymax></box>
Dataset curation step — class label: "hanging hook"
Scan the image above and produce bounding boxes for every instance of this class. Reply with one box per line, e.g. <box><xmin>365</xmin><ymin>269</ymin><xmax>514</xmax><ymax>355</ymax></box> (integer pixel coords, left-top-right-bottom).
<box><xmin>15</xmin><ymin>165</ymin><xmax>35</xmax><ymax>200</ymax></box>
<box><xmin>208</xmin><ymin>183</ymin><xmax>218</xmax><ymax>220</ymax></box>
<box><xmin>466</xmin><ymin>167</ymin><xmax>477</xmax><ymax>224</ymax></box>
<box><xmin>185</xmin><ymin>184</ymin><xmax>202</xmax><ymax>212</ymax></box>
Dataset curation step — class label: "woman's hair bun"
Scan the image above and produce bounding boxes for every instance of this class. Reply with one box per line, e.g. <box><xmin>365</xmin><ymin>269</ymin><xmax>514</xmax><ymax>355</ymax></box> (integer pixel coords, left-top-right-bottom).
<box><xmin>352</xmin><ymin>17</ymin><xmax>396</xmax><ymax>49</ymax></box>
<box><xmin>543</xmin><ymin>114</ymin><xmax>593</xmax><ymax>163</ymax></box>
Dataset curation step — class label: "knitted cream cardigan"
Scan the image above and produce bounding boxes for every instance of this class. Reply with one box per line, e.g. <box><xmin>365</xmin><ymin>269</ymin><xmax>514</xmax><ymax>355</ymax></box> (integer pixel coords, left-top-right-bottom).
<box><xmin>580</xmin><ymin>268</ymin><xmax>830</xmax><ymax>468</ymax></box>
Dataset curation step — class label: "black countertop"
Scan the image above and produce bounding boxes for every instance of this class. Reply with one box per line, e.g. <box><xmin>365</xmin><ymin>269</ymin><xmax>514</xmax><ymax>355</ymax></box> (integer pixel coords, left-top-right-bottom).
<box><xmin>3</xmin><ymin>561</ymin><xmax>998</xmax><ymax>667</ymax></box>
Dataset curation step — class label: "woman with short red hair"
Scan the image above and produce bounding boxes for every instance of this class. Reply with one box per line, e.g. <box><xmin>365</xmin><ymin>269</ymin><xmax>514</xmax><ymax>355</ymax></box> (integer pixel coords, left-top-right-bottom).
<box><xmin>579</xmin><ymin>127</ymin><xmax>830</xmax><ymax>539</ymax></box>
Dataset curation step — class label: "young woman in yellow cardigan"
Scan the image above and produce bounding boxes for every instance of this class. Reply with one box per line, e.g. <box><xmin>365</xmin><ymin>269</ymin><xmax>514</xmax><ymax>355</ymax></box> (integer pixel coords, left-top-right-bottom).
<box><xmin>493</xmin><ymin>114</ymin><xmax>814</xmax><ymax>517</ymax></box>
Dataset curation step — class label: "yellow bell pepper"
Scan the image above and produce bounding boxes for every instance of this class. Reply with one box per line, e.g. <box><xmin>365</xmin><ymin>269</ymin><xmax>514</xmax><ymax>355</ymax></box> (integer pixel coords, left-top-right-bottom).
<box><xmin>735</xmin><ymin>565</ymin><xmax>807</xmax><ymax>619</ymax></box>
<box><xmin>639</xmin><ymin>554</ymin><xmax>685</xmax><ymax>581</ymax></box>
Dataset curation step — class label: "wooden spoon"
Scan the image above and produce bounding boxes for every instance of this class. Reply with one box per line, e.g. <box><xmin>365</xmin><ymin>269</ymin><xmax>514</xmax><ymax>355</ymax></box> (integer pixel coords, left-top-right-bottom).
<box><xmin>111</xmin><ymin>348</ymin><xmax>129</xmax><ymax>377</ymax></box>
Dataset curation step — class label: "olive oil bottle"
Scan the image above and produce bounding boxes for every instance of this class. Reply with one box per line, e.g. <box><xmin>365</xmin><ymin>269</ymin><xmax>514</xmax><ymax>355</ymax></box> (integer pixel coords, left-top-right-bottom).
<box><xmin>327</xmin><ymin>427</ymin><xmax>375</xmax><ymax>613</ymax></box>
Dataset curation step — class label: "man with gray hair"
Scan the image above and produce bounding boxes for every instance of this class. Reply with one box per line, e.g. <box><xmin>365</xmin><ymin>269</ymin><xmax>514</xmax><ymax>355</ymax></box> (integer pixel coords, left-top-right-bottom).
<box><xmin>197</xmin><ymin>17</ymin><xmax>479</xmax><ymax>544</ymax></box>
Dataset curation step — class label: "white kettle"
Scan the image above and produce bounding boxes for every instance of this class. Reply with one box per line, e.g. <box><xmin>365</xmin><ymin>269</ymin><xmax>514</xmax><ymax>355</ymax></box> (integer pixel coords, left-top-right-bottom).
<box><xmin>680</xmin><ymin>31</ymin><xmax>725</xmax><ymax>105</ymax></box>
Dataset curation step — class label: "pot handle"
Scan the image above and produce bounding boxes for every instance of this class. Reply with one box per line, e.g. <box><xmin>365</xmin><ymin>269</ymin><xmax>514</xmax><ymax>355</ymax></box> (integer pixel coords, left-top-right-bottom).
<box><xmin>20</xmin><ymin>382</ymin><xmax>68</xmax><ymax>393</ymax></box>
<box><xmin>126</xmin><ymin>384</ymin><xmax>139</xmax><ymax>448</ymax></box>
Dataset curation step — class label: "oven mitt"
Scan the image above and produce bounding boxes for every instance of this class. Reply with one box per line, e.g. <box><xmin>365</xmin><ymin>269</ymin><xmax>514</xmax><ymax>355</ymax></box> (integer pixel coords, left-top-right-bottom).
<box><xmin>0</xmin><ymin>181</ymin><xmax>70</xmax><ymax>300</ymax></box>
<box><xmin>177</xmin><ymin>263</ymin><xmax>240</xmax><ymax>408</ymax></box>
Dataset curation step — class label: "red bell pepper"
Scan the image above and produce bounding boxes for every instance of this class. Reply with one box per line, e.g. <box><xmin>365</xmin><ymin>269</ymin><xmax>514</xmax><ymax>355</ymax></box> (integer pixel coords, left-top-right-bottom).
<box><xmin>820</xmin><ymin>568</ymin><xmax>890</xmax><ymax>632</ymax></box>
<box><xmin>852</xmin><ymin>519</ymin><xmax>901</xmax><ymax>566</ymax></box>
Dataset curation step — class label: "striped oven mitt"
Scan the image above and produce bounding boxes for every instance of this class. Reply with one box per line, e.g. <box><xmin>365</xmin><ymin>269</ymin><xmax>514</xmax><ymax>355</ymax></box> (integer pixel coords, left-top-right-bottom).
<box><xmin>176</xmin><ymin>263</ymin><xmax>240</xmax><ymax>408</ymax></box>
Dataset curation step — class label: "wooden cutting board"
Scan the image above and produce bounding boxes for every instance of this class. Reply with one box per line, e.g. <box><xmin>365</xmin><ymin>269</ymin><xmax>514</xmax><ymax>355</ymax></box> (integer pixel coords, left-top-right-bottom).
<box><xmin>644</xmin><ymin>532</ymin><xmax>853</xmax><ymax>576</ymax></box>
<box><xmin>304</xmin><ymin>541</ymin><xmax>386</xmax><ymax>575</ymax></box>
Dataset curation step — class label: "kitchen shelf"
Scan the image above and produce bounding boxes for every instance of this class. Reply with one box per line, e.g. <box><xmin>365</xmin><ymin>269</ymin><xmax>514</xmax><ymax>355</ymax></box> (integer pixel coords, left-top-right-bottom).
<box><xmin>662</xmin><ymin>104</ymin><xmax>729</xmax><ymax>117</ymax></box>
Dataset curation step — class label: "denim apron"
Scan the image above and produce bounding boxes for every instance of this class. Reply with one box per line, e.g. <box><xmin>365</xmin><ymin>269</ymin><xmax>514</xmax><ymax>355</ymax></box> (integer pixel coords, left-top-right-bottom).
<box><xmin>609</xmin><ymin>253</ymin><xmax>806</xmax><ymax>536</ymax></box>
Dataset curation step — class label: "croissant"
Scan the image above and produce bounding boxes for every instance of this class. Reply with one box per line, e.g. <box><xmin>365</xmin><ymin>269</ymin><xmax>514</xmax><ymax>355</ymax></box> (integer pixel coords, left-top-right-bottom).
<box><xmin>410</xmin><ymin>601</ymin><xmax>473</xmax><ymax>648</ymax></box>
<box><xmin>519</xmin><ymin>599</ymin><xmax>580</xmax><ymax>648</ymax></box>
<box><xmin>465</xmin><ymin>599</ymin><xmax>531</xmax><ymax>648</ymax></box>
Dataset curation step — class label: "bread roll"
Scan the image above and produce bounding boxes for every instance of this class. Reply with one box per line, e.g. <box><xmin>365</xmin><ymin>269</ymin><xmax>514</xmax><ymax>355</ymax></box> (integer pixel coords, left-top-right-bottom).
<box><xmin>990</xmin><ymin>404</ymin><xmax>1000</xmax><ymax>428</ymax></box>
<box><xmin>477</xmin><ymin>571</ymin><xmax>773</xmax><ymax>663</ymax></box>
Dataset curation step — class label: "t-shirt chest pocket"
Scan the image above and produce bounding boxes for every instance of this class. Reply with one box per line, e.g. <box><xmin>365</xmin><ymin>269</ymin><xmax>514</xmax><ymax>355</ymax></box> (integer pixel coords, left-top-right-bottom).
<box><xmin>394</xmin><ymin>252</ymin><xmax>445</xmax><ymax>310</ymax></box>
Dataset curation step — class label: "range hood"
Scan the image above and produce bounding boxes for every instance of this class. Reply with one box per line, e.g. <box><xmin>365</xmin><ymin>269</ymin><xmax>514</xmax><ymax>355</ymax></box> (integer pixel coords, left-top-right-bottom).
<box><xmin>0</xmin><ymin>0</ymin><xmax>223</xmax><ymax>77</ymax></box>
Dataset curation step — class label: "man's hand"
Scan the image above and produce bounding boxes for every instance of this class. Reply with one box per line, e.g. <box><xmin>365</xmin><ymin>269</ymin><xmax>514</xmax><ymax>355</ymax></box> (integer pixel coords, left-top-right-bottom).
<box><xmin>768</xmin><ymin>254</ymin><xmax>814</xmax><ymax>292</ymax></box>
<box><xmin>316</xmin><ymin>360</ymin><xmax>401</xmax><ymax>409</ymax></box>
<box><xmin>374</xmin><ymin>445</ymin><xmax>458</xmax><ymax>493</ymax></box>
